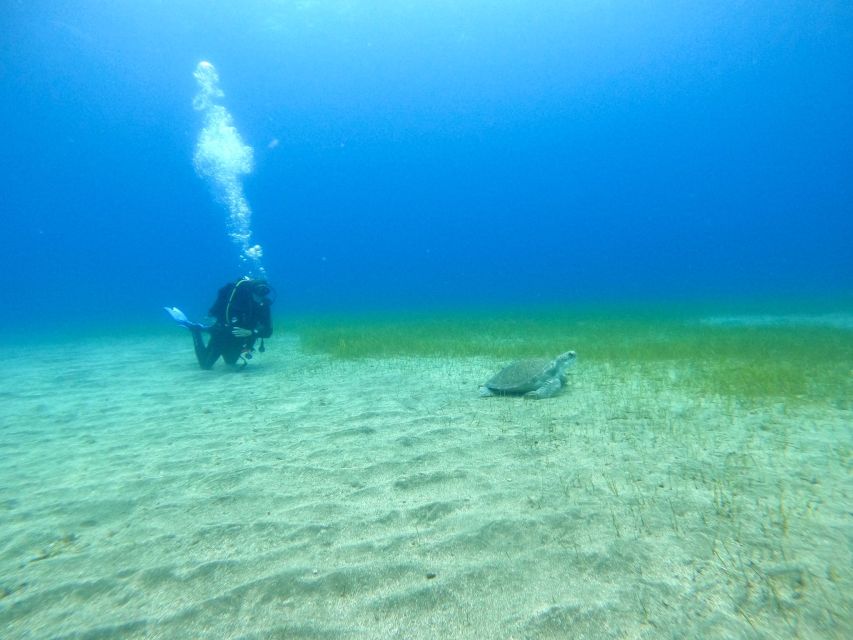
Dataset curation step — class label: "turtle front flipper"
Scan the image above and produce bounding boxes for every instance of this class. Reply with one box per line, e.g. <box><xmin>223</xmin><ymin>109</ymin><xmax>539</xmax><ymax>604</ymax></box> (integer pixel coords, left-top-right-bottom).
<box><xmin>524</xmin><ymin>377</ymin><xmax>562</xmax><ymax>399</ymax></box>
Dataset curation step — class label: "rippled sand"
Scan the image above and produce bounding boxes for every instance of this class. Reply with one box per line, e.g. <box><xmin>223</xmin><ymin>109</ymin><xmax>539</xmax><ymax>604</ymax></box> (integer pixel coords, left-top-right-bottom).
<box><xmin>0</xmin><ymin>332</ymin><xmax>849</xmax><ymax>638</ymax></box>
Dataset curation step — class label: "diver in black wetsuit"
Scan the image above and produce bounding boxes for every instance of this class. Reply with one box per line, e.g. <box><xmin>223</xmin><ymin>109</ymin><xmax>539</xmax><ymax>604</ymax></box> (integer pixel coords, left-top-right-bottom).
<box><xmin>166</xmin><ymin>277</ymin><xmax>273</xmax><ymax>369</ymax></box>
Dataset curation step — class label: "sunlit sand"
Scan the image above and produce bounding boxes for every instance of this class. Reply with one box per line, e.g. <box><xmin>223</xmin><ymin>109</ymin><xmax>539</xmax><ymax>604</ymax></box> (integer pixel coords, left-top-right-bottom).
<box><xmin>0</xmin><ymin>324</ymin><xmax>849</xmax><ymax>638</ymax></box>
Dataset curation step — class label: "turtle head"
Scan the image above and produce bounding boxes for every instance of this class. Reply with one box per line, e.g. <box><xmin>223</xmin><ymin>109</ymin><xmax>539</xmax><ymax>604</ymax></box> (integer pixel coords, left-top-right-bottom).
<box><xmin>555</xmin><ymin>351</ymin><xmax>577</xmax><ymax>376</ymax></box>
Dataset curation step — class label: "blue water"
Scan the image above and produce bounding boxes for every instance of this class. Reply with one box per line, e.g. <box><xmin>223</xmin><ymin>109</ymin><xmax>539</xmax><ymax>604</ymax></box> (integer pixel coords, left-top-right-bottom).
<box><xmin>2</xmin><ymin>1</ymin><xmax>852</xmax><ymax>329</ymax></box>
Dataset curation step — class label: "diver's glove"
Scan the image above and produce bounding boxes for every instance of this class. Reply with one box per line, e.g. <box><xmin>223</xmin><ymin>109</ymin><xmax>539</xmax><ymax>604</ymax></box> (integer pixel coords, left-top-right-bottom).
<box><xmin>231</xmin><ymin>327</ymin><xmax>253</xmax><ymax>338</ymax></box>
<box><xmin>164</xmin><ymin>307</ymin><xmax>207</xmax><ymax>331</ymax></box>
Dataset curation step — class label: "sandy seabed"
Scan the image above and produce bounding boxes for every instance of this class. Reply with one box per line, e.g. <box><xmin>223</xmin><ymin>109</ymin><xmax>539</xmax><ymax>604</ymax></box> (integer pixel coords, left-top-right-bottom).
<box><xmin>0</xmin><ymin>332</ymin><xmax>850</xmax><ymax>639</ymax></box>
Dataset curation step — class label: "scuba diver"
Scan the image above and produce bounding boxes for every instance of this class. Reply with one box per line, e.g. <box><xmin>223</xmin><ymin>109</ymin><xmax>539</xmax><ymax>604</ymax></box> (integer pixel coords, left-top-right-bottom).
<box><xmin>165</xmin><ymin>277</ymin><xmax>274</xmax><ymax>369</ymax></box>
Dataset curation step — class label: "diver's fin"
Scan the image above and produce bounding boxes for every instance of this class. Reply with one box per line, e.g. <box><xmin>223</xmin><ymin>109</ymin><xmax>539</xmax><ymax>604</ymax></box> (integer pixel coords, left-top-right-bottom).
<box><xmin>164</xmin><ymin>306</ymin><xmax>189</xmax><ymax>324</ymax></box>
<box><xmin>164</xmin><ymin>306</ymin><xmax>206</xmax><ymax>331</ymax></box>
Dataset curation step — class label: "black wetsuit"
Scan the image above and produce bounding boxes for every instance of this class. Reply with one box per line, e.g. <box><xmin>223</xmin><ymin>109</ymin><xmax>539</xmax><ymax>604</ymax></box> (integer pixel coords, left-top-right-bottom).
<box><xmin>191</xmin><ymin>280</ymin><xmax>273</xmax><ymax>369</ymax></box>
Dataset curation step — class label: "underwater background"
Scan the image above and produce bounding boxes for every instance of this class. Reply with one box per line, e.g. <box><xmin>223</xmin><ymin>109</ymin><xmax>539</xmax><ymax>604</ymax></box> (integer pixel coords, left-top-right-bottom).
<box><xmin>2</xmin><ymin>4</ymin><xmax>853</xmax><ymax>638</ymax></box>
<box><xmin>1</xmin><ymin>0</ymin><xmax>851</xmax><ymax>330</ymax></box>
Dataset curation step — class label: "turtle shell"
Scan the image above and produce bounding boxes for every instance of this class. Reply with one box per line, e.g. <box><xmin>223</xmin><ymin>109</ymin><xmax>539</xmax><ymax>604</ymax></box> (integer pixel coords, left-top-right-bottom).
<box><xmin>485</xmin><ymin>357</ymin><xmax>555</xmax><ymax>393</ymax></box>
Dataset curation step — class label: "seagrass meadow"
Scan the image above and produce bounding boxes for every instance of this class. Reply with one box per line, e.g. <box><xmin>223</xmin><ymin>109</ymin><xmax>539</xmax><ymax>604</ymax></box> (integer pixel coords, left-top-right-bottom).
<box><xmin>293</xmin><ymin>308</ymin><xmax>853</xmax><ymax>407</ymax></box>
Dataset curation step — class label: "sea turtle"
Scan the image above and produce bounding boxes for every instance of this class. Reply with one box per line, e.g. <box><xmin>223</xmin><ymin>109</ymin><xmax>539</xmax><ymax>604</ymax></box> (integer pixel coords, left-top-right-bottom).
<box><xmin>479</xmin><ymin>351</ymin><xmax>576</xmax><ymax>399</ymax></box>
